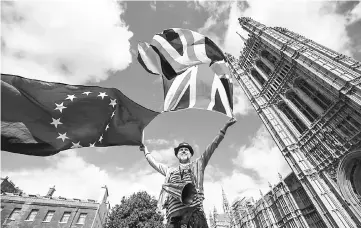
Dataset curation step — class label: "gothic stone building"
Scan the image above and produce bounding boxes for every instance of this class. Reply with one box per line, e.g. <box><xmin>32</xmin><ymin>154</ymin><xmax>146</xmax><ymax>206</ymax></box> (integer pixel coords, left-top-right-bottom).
<box><xmin>209</xmin><ymin>188</ymin><xmax>233</xmax><ymax>228</ymax></box>
<box><xmin>211</xmin><ymin>173</ymin><xmax>326</xmax><ymax>228</ymax></box>
<box><xmin>231</xmin><ymin>173</ymin><xmax>326</xmax><ymax>228</ymax></box>
<box><xmin>226</xmin><ymin>17</ymin><xmax>361</xmax><ymax>228</ymax></box>
<box><xmin>1</xmin><ymin>177</ymin><xmax>109</xmax><ymax>228</ymax></box>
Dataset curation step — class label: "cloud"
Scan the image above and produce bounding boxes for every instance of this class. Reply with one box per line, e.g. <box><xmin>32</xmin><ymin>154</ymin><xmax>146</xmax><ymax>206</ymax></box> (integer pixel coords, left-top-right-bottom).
<box><xmin>2</xmin><ymin>150</ymin><xmax>109</xmax><ymax>200</ymax></box>
<box><xmin>150</xmin><ymin>1</ymin><xmax>156</xmax><ymax>11</ymax></box>
<box><xmin>203</xmin><ymin>125</ymin><xmax>292</xmax><ymax>214</ymax></box>
<box><xmin>232</xmin><ymin>83</ymin><xmax>253</xmax><ymax>116</ymax></box>
<box><xmin>195</xmin><ymin>1</ymin><xmax>359</xmax><ymax>58</ymax></box>
<box><xmin>1</xmin><ymin>0</ymin><xmax>133</xmax><ymax>84</ymax></box>
<box><xmin>197</xmin><ymin>1</ymin><xmax>232</xmax><ymax>45</ymax></box>
<box><xmin>149</xmin><ymin>147</ymin><xmax>179</xmax><ymax>165</ymax></box>
<box><xmin>115</xmin><ymin>166</ymin><xmax>124</xmax><ymax>171</ymax></box>
<box><xmin>95</xmin><ymin>148</ymin><xmax>109</xmax><ymax>153</ymax></box>
<box><xmin>346</xmin><ymin>2</ymin><xmax>361</xmax><ymax>24</ymax></box>
<box><xmin>1</xmin><ymin>150</ymin><xmax>164</xmax><ymax>208</ymax></box>
<box><xmin>237</xmin><ymin>1</ymin><xmax>354</xmax><ymax>57</ymax></box>
<box><xmin>145</xmin><ymin>139</ymin><xmax>171</xmax><ymax>146</ymax></box>
<box><xmin>203</xmin><ymin>171</ymin><xmax>265</xmax><ymax>215</ymax></box>
<box><xmin>223</xmin><ymin>1</ymin><xmax>247</xmax><ymax>57</ymax></box>
<box><xmin>233</xmin><ymin>126</ymin><xmax>291</xmax><ymax>184</ymax></box>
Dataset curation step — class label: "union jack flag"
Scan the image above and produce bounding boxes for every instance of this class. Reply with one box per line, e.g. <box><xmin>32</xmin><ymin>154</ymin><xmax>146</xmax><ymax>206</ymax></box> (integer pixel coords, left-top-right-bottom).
<box><xmin>137</xmin><ymin>28</ymin><xmax>233</xmax><ymax>117</ymax></box>
<box><xmin>163</xmin><ymin>64</ymin><xmax>233</xmax><ymax>117</ymax></box>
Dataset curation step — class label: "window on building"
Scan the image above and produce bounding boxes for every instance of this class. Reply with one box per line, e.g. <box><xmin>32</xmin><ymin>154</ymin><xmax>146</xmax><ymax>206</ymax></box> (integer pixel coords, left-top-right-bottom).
<box><xmin>9</xmin><ymin>208</ymin><xmax>21</xmax><ymax>220</ymax></box>
<box><xmin>60</xmin><ymin>212</ymin><xmax>71</xmax><ymax>223</ymax></box>
<box><xmin>261</xmin><ymin>50</ymin><xmax>278</xmax><ymax>65</ymax></box>
<box><xmin>270</xmin><ymin>203</ymin><xmax>282</xmax><ymax>222</ymax></box>
<box><xmin>337</xmin><ymin>111</ymin><xmax>361</xmax><ymax>138</ymax></box>
<box><xmin>288</xmin><ymin>219</ymin><xmax>297</xmax><ymax>228</ymax></box>
<box><xmin>251</xmin><ymin>69</ymin><xmax>265</xmax><ymax>85</ymax></box>
<box><xmin>297</xmin><ymin>188</ymin><xmax>311</xmax><ymax>207</ymax></box>
<box><xmin>43</xmin><ymin>210</ymin><xmax>55</xmax><ymax>222</ymax></box>
<box><xmin>25</xmin><ymin>209</ymin><xmax>39</xmax><ymax>221</ymax></box>
<box><xmin>279</xmin><ymin>64</ymin><xmax>291</xmax><ymax>79</ymax></box>
<box><xmin>297</xmin><ymin>78</ymin><xmax>332</xmax><ymax>111</ymax></box>
<box><xmin>256</xmin><ymin>60</ymin><xmax>272</xmax><ymax>76</ymax></box>
<box><xmin>77</xmin><ymin>213</ymin><xmax>87</xmax><ymax>224</ymax></box>
<box><xmin>285</xmin><ymin>195</ymin><xmax>295</xmax><ymax>211</ymax></box>
<box><xmin>288</xmin><ymin>91</ymin><xmax>319</xmax><ymax>122</ymax></box>
<box><xmin>279</xmin><ymin>103</ymin><xmax>308</xmax><ymax>134</ymax></box>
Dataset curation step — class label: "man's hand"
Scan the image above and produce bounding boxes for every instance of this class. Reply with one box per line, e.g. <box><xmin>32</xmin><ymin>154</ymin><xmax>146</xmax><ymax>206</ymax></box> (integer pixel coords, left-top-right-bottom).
<box><xmin>139</xmin><ymin>144</ymin><xmax>146</xmax><ymax>152</ymax></box>
<box><xmin>226</xmin><ymin>117</ymin><xmax>237</xmax><ymax>128</ymax></box>
<box><xmin>221</xmin><ymin>117</ymin><xmax>237</xmax><ymax>134</ymax></box>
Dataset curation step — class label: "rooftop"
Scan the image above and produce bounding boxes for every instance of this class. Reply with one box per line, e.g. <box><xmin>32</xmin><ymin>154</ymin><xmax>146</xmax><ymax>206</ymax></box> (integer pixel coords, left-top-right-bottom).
<box><xmin>1</xmin><ymin>176</ymin><xmax>101</xmax><ymax>207</ymax></box>
<box><xmin>1</xmin><ymin>192</ymin><xmax>100</xmax><ymax>207</ymax></box>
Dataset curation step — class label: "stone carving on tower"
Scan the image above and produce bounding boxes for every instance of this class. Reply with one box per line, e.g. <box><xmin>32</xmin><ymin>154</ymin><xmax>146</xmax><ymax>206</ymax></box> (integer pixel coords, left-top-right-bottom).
<box><xmin>226</xmin><ymin>17</ymin><xmax>361</xmax><ymax>228</ymax></box>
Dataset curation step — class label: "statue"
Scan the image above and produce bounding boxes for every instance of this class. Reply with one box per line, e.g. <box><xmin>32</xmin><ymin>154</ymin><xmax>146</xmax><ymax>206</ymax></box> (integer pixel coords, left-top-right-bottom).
<box><xmin>140</xmin><ymin>117</ymin><xmax>237</xmax><ymax>228</ymax></box>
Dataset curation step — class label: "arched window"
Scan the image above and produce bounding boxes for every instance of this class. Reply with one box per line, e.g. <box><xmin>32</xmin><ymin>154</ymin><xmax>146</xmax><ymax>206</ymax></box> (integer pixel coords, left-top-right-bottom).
<box><xmin>287</xmin><ymin>91</ymin><xmax>319</xmax><ymax>122</ymax></box>
<box><xmin>251</xmin><ymin>69</ymin><xmax>265</xmax><ymax>85</ymax></box>
<box><xmin>296</xmin><ymin>78</ymin><xmax>332</xmax><ymax>111</ymax></box>
<box><xmin>256</xmin><ymin>60</ymin><xmax>272</xmax><ymax>76</ymax></box>
<box><xmin>279</xmin><ymin>102</ymin><xmax>308</xmax><ymax>134</ymax></box>
<box><xmin>261</xmin><ymin>50</ymin><xmax>278</xmax><ymax>65</ymax></box>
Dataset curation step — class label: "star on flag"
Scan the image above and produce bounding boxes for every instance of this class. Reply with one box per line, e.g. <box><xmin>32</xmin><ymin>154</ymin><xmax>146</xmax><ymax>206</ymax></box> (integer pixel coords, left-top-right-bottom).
<box><xmin>55</xmin><ymin>102</ymin><xmax>66</xmax><ymax>113</ymax></box>
<box><xmin>50</xmin><ymin>118</ymin><xmax>62</xmax><ymax>128</ymax></box>
<box><xmin>110</xmin><ymin>99</ymin><xmax>117</xmax><ymax>108</ymax></box>
<box><xmin>52</xmin><ymin>91</ymin><xmax>116</xmax><ymax>150</ymax></box>
<box><xmin>98</xmin><ymin>92</ymin><xmax>108</xmax><ymax>99</ymax></box>
<box><xmin>71</xmin><ymin>142</ymin><xmax>82</xmax><ymax>149</ymax></box>
<box><xmin>65</xmin><ymin>94</ymin><xmax>76</xmax><ymax>102</ymax></box>
<box><xmin>1</xmin><ymin>73</ymin><xmax>160</xmax><ymax>156</ymax></box>
<box><xmin>57</xmin><ymin>132</ymin><xmax>69</xmax><ymax>142</ymax></box>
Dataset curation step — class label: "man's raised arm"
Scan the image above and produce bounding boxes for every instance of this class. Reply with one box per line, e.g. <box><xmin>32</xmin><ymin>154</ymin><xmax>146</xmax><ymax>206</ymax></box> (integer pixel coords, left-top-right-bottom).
<box><xmin>200</xmin><ymin>117</ymin><xmax>237</xmax><ymax>168</ymax></box>
<box><xmin>140</xmin><ymin>145</ymin><xmax>168</xmax><ymax>176</ymax></box>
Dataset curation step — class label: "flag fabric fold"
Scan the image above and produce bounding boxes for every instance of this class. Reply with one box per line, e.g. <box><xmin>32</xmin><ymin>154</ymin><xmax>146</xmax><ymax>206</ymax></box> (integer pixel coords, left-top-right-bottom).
<box><xmin>1</xmin><ymin>74</ymin><xmax>159</xmax><ymax>156</ymax></box>
<box><xmin>163</xmin><ymin>65</ymin><xmax>233</xmax><ymax>117</ymax></box>
<box><xmin>137</xmin><ymin>28</ymin><xmax>233</xmax><ymax>117</ymax></box>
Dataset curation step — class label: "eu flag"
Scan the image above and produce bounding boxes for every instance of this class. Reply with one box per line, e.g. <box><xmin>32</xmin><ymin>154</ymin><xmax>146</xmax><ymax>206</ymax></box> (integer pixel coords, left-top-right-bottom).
<box><xmin>1</xmin><ymin>74</ymin><xmax>159</xmax><ymax>156</ymax></box>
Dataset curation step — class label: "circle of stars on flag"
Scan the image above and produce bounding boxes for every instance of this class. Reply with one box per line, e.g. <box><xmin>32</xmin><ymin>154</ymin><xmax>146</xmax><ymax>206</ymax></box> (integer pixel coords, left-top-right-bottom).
<box><xmin>50</xmin><ymin>91</ymin><xmax>117</xmax><ymax>149</ymax></box>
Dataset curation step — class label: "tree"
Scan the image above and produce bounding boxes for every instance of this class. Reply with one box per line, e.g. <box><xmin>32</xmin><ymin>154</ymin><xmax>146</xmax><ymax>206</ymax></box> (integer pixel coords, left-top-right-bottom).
<box><xmin>106</xmin><ymin>191</ymin><xmax>164</xmax><ymax>228</ymax></box>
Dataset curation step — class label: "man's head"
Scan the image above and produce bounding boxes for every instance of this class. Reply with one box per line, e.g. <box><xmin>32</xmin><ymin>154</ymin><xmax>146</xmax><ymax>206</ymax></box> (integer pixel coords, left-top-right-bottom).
<box><xmin>174</xmin><ymin>142</ymin><xmax>194</xmax><ymax>163</ymax></box>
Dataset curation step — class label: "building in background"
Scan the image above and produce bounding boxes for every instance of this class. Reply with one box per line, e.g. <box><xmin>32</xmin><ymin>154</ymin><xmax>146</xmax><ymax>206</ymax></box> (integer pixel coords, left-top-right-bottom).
<box><xmin>1</xmin><ymin>177</ymin><xmax>109</xmax><ymax>228</ymax></box>
<box><xmin>231</xmin><ymin>173</ymin><xmax>326</xmax><ymax>228</ymax></box>
<box><xmin>226</xmin><ymin>17</ymin><xmax>361</xmax><ymax>228</ymax></box>
<box><xmin>209</xmin><ymin>188</ymin><xmax>234</xmax><ymax>228</ymax></box>
<box><xmin>211</xmin><ymin>173</ymin><xmax>326</xmax><ymax>228</ymax></box>
<box><xmin>1</xmin><ymin>176</ymin><xmax>22</xmax><ymax>194</ymax></box>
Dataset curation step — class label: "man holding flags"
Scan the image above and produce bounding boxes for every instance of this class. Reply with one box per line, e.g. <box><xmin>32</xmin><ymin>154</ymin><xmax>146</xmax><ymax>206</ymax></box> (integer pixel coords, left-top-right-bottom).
<box><xmin>140</xmin><ymin>117</ymin><xmax>236</xmax><ymax>228</ymax></box>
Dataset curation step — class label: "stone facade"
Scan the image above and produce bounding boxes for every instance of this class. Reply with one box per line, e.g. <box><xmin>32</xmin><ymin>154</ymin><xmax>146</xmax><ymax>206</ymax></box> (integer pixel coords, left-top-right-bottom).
<box><xmin>209</xmin><ymin>206</ymin><xmax>231</xmax><ymax>228</ymax></box>
<box><xmin>225</xmin><ymin>17</ymin><xmax>361</xmax><ymax>228</ymax></box>
<box><xmin>209</xmin><ymin>188</ymin><xmax>233</xmax><ymax>228</ymax></box>
<box><xmin>231</xmin><ymin>173</ymin><xmax>326</xmax><ymax>228</ymax></box>
<box><xmin>1</xmin><ymin>178</ymin><xmax>109</xmax><ymax>228</ymax></box>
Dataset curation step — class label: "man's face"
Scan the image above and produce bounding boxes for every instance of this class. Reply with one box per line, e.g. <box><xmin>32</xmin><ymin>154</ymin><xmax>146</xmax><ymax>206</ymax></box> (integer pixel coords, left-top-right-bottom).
<box><xmin>177</xmin><ymin>147</ymin><xmax>191</xmax><ymax>163</ymax></box>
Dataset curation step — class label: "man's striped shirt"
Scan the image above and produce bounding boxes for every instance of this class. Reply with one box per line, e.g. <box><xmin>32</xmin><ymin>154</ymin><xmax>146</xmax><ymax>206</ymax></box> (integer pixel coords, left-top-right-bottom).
<box><xmin>165</xmin><ymin>165</ymin><xmax>204</xmax><ymax>218</ymax></box>
<box><xmin>145</xmin><ymin>130</ymin><xmax>225</xmax><ymax>218</ymax></box>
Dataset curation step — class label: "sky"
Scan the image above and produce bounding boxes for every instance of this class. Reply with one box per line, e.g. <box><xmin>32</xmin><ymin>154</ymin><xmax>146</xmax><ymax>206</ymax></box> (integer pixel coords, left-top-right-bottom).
<box><xmin>1</xmin><ymin>0</ymin><xmax>361</xmax><ymax>219</ymax></box>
